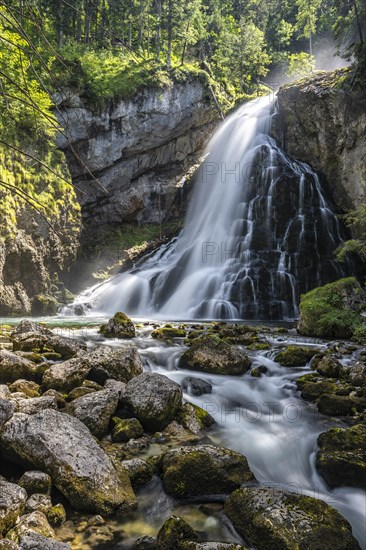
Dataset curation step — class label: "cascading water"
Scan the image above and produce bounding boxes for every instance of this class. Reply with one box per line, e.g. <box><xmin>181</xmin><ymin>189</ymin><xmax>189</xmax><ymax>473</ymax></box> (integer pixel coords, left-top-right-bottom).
<box><xmin>70</xmin><ymin>95</ymin><xmax>350</xmax><ymax>320</ymax></box>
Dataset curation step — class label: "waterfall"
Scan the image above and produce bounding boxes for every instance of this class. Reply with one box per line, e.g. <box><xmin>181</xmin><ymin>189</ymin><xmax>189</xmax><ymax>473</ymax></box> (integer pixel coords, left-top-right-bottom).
<box><xmin>70</xmin><ymin>95</ymin><xmax>349</xmax><ymax>320</ymax></box>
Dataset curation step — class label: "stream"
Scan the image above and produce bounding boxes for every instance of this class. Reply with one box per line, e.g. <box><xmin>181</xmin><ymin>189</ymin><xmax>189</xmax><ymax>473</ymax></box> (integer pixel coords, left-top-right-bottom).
<box><xmin>4</xmin><ymin>317</ymin><xmax>361</xmax><ymax>549</ymax></box>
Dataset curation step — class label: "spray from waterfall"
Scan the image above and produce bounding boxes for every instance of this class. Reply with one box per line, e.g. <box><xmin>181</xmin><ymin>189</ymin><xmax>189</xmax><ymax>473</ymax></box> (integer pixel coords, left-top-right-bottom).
<box><xmin>65</xmin><ymin>96</ymin><xmax>350</xmax><ymax>320</ymax></box>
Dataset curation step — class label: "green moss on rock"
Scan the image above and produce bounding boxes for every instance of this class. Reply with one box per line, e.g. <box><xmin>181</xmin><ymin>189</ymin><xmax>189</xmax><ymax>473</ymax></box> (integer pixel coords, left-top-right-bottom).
<box><xmin>112</xmin><ymin>418</ymin><xmax>144</xmax><ymax>442</ymax></box>
<box><xmin>152</xmin><ymin>325</ymin><xmax>186</xmax><ymax>340</ymax></box>
<box><xmin>275</xmin><ymin>346</ymin><xmax>316</xmax><ymax>367</ymax></box>
<box><xmin>316</xmin><ymin>424</ymin><xmax>366</xmax><ymax>489</ymax></box>
<box><xmin>99</xmin><ymin>312</ymin><xmax>135</xmax><ymax>339</ymax></box>
<box><xmin>225</xmin><ymin>487</ymin><xmax>361</xmax><ymax>550</ymax></box>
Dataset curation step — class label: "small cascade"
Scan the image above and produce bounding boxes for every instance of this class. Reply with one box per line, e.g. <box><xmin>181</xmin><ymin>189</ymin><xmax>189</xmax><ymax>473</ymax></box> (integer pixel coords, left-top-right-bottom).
<box><xmin>68</xmin><ymin>96</ymin><xmax>351</xmax><ymax>320</ymax></box>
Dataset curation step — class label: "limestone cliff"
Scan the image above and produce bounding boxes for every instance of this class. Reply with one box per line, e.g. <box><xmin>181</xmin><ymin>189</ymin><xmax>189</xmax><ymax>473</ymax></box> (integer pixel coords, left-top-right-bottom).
<box><xmin>55</xmin><ymin>80</ymin><xmax>218</xmax><ymax>229</ymax></box>
<box><xmin>275</xmin><ymin>69</ymin><xmax>366</xmax><ymax>216</ymax></box>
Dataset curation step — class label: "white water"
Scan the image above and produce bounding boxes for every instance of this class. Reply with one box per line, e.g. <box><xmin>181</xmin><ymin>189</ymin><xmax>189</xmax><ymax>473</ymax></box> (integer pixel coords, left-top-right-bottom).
<box><xmin>67</xmin><ymin>95</ymin><xmax>348</xmax><ymax>320</ymax></box>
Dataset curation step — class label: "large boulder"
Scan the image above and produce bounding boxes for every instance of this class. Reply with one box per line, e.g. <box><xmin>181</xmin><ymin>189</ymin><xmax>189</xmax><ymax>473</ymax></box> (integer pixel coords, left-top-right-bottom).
<box><xmin>316</xmin><ymin>424</ymin><xmax>366</xmax><ymax>488</ymax></box>
<box><xmin>160</xmin><ymin>445</ymin><xmax>254</xmax><ymax>498</ymax></box>
<box><xmin>11</xmin><ymin>321</ymin><xmax>51</xmax><ymax>337</ymax></box>
<box><xmin>156</xmin><ymin>515</ymin><xmax>198</xmax><ymax>549</ymax></box>
<box><xmin>179</xmin><ymin>336</ymin><xmax>251</xmax><ymax>375</ymax></box>
<box><xmin>13</xmin><ymin>332</ymin><xmax>86</xmax><ymax>360</ymax></box>
<box><xmin>274</xmin><ymin>346</ymin><xmax>316</xmax><ymax>367</ymax></box>
<box><xmin>87</xmin><ymin>346</ymin><xmax>143</xmax><ymax>384</ymax></box>
<box><xmin>99</xmin><ymin>312</ymin><xmax>135</xmax><ymax>339</ymax></box>
<box><xmin>0</xmin><ymin>410</ymin><xmax>136</xmax><ymax>514</ymax></box>
<box><xmin>42</xmin><ymin>355</ymin><xmax>91</xmax><ymax>393</ymax></box>
<box><xmin>13</xmin><ymin>396</ymin><xmax>58</xmax><ymax>415</ymax></box>
<box><xmin>225</xmin><ymin>487</ymin><xmax>361</xmax><ymax>550</ymax></box>
<box><xmin>123</xmin><ymin>373</ymin><xmax>182</xmax><ymax>431</ymax></box>
<box><xmin>19</xmin><ymin>533</ymin><xmax>70</xmax><ymax>550</ymax></box>
<box><xmin>0</xmin><ymin>478</ymin><xmax>27</xmax><ymax>536</ymax></box>
<box><xmin>67</xmin><ymin>388</ymin><xmax>119</xmax><ymax>439</ymax></box>
<box><xmin>0</xmin><ymin>351</ymin><xmax>36</xmax><ymax>383</ymax></box>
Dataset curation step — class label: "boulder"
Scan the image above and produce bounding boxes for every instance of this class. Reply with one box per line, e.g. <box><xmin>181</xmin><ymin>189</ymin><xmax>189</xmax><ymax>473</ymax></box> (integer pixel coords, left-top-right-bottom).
<box><xmin>87</xmin><ymin>346</ymin><xmax>143</xmax><ymax>384</ymax></box>
<box><xmin>99</xmin><ymin>312</ymin><xmax>135</xmax><ymax>339</ymax></box>
<box><xmin>19</xmin><ymin>533</ymin><xmax>70</xmax><ymax>550</ymax></box>
<box><xmin>0</xmin><ymin>410</ymin><xmax>136</xmax><ymax>514</ymax></box>
<box><xmin>274</xmin><ymin>346</ymin><xmax>316</xmax><ymax>367</ymax></box>
<box><xmin>25</xmin><ymin>493</ymin><xmax>52</xmax><ymax>514</ymax></box>
<box><xmin>181</xmin><ymin>377</ymin><xmax>212</xmax><ymax>396</ymax></box>
<box><xmin>13</xmin><ymin>332</ymin><xmax>86</xmax><ymax>360</ymax></box>
<box><xmin>11</xmin><ymin>321</ymin><xmax>51</xmax><ymax>337</ymax></box>
<box><xmin>13</xmin><ymin>396</ymin><xmax>58</xmax><ymax>415</ymax></box>
<box><xmin>112</xmin><ymin>417</ymin><xmax>144</xmax><ymax>442</ymax></box>
<box><xmin>0</xmin><ymin>399</ymin><xmax>14</xmax><ymax>427</ymax></box>
<box><xmin>315</xmin><ymin>356</ymin><xmax>342</xmax><ymax>378</ymax></box>
<box><xmin>0</xmin><ymin>478</ymin><xmax>27</xmax><ymax>536</ymax></box>
<box><xmin>0</xmin><ymin>350</ymin><xmax>36</xmax><ymax>383</ymax></box>
<box><xmin>179</xmin><ymin>336</ymin><xmax>251</xmax><ymax>375</ymax></box>
<box><xmin>317</xmin><ymin>394</ymin><xmax>363</xmax><ymax>416</ymax></box>
<box><xmin>152</xmin><ymin>325</ymin><xmax>186</xmax><ymax>340</ymax></box>
<box><xmin>46</xmin><ymin>504</ymin><xmax>66</xmax><ymax>527</ymax></box>
<box><xmin>156</xmin><ymin>515</ymin><xmax>198</xmax><ymax>549</ymax></box>
<box><xmin>9</xmin><ymin>380</ymin><xmax>40</xmax><ymax>398</ymax></box>
<box><xmin>348</xmin><ymin>362</ymin><xmax>366</xmax><ymax>387</ymax></box>
<box><xmin>160</xmin><ymin>444</ymin><xmax>254</xmax><ymax>498</ymax></box>
<box><xmin>67</xmin><ymin>388</ymin><xmax>119</xmax><ymax>439</ymax></box>
<box><xmin>42</xmin><ymin>355</ymin><xmax>91</xmax><ymax>393</ymax></box>
<box><xmin>122</xmin><ymin>458</ymin><xmax>153</xmax><ymax>487</ymax></box>
<box><xmin>177</xmin><ymin>402</ymin><xmax>215</xmax><ymax>434</ymax></box>
<box><xmin>6</xmin><ymin>511</ymin><xmax>54</xmax><ymax>541</ymax></box>
<box><xmin>225</xmin><ymin>487</ymin><xmax>361</xmax><ymax>550</ymax></box>
<box><xmin>18</xmin><ymin>471</ymin><xmax>52</xmax><ymax>495</ymax></box>
<box><xmin>123</xmin><ymin>373</ymin><xmax>182</xmax><ymax>432</ymax></box>
<box><xmin>316</xmin><ymin>424</ymin><xmax>366</xmax><ymax>488</ymax></box>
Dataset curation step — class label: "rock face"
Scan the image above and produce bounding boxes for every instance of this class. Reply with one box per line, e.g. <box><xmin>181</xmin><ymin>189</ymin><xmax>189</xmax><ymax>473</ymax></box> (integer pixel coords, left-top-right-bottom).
<box><xmin>55</xmin><ymin>81</ymin><xmax>217</xmax><ymax>230</ymax></box>
<box><xmin>123</xmin><ymin>372</ymin><xmax>182</xmax><ymax>431</ymax></box>
<box><xmin>0</xmin><ymin>410</ymin><xmax>136</xmax><ymax>514</ymax></box>
<box><xmin>276</xmin><ymin>70</ymin><xmax>366</xmax><ymax>218</ymax></box>
<box><xmin>0</xmin><ymin>478</ymin><xmax>27</xmax><ymax>536</ymax></box>
<box><xmin>160</xmin><ymin>444</ymin><xmax>254</xmax><ymax>498</ymax></box>
<box><xmin>225</xmin><ymin>487</ymin><xmax>361</xmax><ymax>550</ymax></box>
<box><xmin>180</xmin><ymin>336</ymin><xmax>251</xmax><ymax>375</ymax></box>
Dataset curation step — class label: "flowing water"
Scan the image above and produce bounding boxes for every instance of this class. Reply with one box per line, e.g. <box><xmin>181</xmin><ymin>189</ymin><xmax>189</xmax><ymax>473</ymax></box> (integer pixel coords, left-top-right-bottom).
<box><xmin>67</xmin><ymin>95</ymin><xmax>350</xmax><ymax>321</ymax></box>
<box><xmin>31</xmin><ymin>321</ymin><xmax>364</xmax><ymax>549</ymax></box>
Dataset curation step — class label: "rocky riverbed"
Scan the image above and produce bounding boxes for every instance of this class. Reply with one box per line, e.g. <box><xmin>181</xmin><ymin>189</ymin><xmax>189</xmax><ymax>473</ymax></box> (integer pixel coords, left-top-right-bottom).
<box><xmin>0</xmin><ymin>315</ymin><xmax>365</xmax><ymax>549</ymax></box>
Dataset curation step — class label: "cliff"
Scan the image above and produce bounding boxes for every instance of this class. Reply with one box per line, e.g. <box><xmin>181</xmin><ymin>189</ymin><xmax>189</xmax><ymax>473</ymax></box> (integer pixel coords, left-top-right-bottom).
<box><xmin>275</xmin><ymin>69</ymin><xmax>366</xmax><ymax>215</ymax></box>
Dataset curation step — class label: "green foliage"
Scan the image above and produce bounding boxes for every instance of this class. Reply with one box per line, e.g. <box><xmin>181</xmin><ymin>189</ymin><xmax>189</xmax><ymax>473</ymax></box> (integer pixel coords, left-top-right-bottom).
<box><xmin>287</xmin><ymin>52</ymin><xmax>315</xmax><ymax>77</ymax></box>
<box><xmin>298</xmin><ymin>277</ymin><xmax>364</xmax><ymax>338</ymax></box>
<box><xmin>336</xmin><ymin>206</ymin><xmax>366</xmax><ymax>262</ymax></box>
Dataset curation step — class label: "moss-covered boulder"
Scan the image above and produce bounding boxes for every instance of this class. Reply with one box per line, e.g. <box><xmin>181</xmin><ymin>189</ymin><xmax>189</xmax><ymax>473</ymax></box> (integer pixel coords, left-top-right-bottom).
<box><xmin>160</xmin><ymin>444</ymin><xmax>254</xmax><ymax>498</ymax></box>
<box><xmin>0</xmin><ymin>478</ymin><xmax>27</xmax><ymax>536</ymax></box>
<box><xmin>9</xmin><ymin>380</ymin><xmax>40</xmax><ymax>398</ymax></box>
<box><xmin>6</xmin><ymin>510</ymin><xmax>55</xmax><ymax>542</ymax></box>
<box><xmin>123</xmin><ymin>372</ymin><xmax>182</xmax><ymax>432</ymax></box>
<box><xmin>156</xmin><ymin>515</ymin><xmax>198</xmax><ymax>550</ymax></box>
<box><xmin>225</xmin><ymin>487</ymin><xmax>361</xmax><ymax>550</ymax></box>
<box><xmin>111</xmin><ymin>417</ymin><xmax>144</xmax><ymax>442</ymax></box>
<box><xmin>317</xmin><ymin>394</ymin><xmax>365</xmax><ymax>416</ymax></box>
<box><xmin>316</xmin><ymin>424</ymin><xmax>366</xmax><ymax>488</ymax></box>
<box><xmin>274</xmin><ymin>346</ymin><xmax>316</xmax><ymax>367</ymax></box>
<box><xmin>314</xmin><ymin>356</ymin><xmax>342</xmax><ymax>378</ymax></box>
<box><xmin>152</xmin><ymin>325</ymin><xmax>186</xmax><ymax>340</ymax></box>
<box><xmin>46</xmin><ymin>504</ymin><xmax>66</xmax><ymax>527</ymax></box>
<box><xmin>99</xmin><ymin>312</ymin><xmax>135</xmax><ymax>339</ymax></box>
<box><xmin>0</xmin><ymin>409</ymin><xmax>137</xmax><ymax>515</ymax></box>
<box><xmin>179</xmin><ymin>336</ymin><xmax>251</xmax><ymax>375</ymax></box>
<box><xmin>177</xmin><ymin>402</ymin><xmax>215</xmax><ymax>434</ymax></box>
<box><xmin>297</xmin><ymin>277</ymin><xmax>365</xmax><ymax>338</ymax></box>
<box><xmin>122</xmin><ymin>458</ymin><xmax>153</xmax><ymax>487</ymax></box>
<box><xmin>297</xmin><ymin>374</ymin><xmax>339</xmax><ymax>402</ymax></box>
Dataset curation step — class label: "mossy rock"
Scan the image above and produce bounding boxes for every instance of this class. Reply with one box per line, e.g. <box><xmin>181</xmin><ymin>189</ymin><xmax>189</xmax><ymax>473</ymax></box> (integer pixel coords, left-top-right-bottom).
<box><xmin>112</xmin><ymin>417</ymin><xmax>144</xmax><ymax>442</ymax></box>
<box><xmin>99</xmin><ymin>312</ymin><xmax>135</xmax><ymax>339</ymax></box>
<box><xmin>32</xmin><ymin>295</ymin><xmax>59</xmax><ymax>316</ymax></box>
<box><xmin>247</xmin><ymin>341</ymin><xmax>270</xmax><ymax>351</ymax></box>
<box><xmin>46</xmin><ymin>503</ymin><xmax>66</xmax><ymax>527</ymax></box>
<box><xmin>177</xmin><ymin>402</ymin><xmax>215</xmax><ymax>434</ymax></box>
<box><xmin>9</xmin><ymin>379</ymin><xmax>40</xmax><ymax>398</ymax></box>
<box><xmin>179</xmin><ymin>335</ymin><xmax>251</xmax><ymax>375</ymax></box>
<box><xmin>250</xmin><ymin>366</ymin><xmax>268</xmax><ymax>377</ymax></box>
<box><xmin>316</xmin><ymin>424</ymin><xmax>366</xmax><ymax>489</ymax></box>
<box><xmin>66</xmin><ymin>386</ymin><xmax>96</xmax><ymax>401</ymax></box>
<box><xmin>160</xmin><ymin>444</ymin><xmax>255</xmax><ymax>498</ymax></box>
<box><xmin>317</xmin><ymin>394</ymin><xmax>365</xmax><ymax>416</ymax></box>
<box><xmin>297</xmin><ymin>277</ymin><xmax>365</xmax><ymax>339</ymax></box>
<box><xmin>314</xmin><ymin>356</ymin><xmax>342</xmax><ymax>378</ymax></box>
<box><xmin>152</xmin><ymin>325</ymin><xmax>186</xmax><ymax>340</ymax></box>
<box><xmin>297</xmin><ymin>374</ymin><xmax>339</xmax><ymax>402</ymax></box>
<box><xmin>225</xmin><ymin>487</ymin><xmax>361</xmax><ymax>550</ymax></box>
<box><xmin>156</xmin><ymin>515</ymin><xmax>198</xmax><ymax>550</ymax></box>
<box><xmin>122</xmin><ymin>458</ymin><xmax>153</xmax><ymax>487</ymax></box>
<box><xmin>275</xmin><ymin>346</ymin><xmax>316</xmax><ymax>367</ymax></box>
